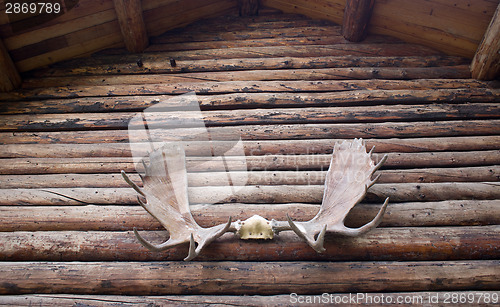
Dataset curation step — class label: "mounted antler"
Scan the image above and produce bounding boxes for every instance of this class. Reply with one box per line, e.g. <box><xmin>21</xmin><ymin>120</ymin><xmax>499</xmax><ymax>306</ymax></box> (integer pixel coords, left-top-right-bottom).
<box><xmin>122</xmin><ymin>139</ymin><xmax>389</xmax><ymax>260</ymax></box>
<box><xmin>121</xmin><ymin>143</ymin><xmax>231</xmax><ymax>261</ymax></box>
<box><xmin>285</xmin><ymin>139</ymin><xmax>389</xmax><ymax>253</ymax></box>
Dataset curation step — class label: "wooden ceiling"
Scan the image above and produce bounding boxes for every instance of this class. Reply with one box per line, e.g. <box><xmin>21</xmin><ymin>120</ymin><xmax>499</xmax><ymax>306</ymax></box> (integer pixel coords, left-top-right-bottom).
<box><xmin>0</xmin><ymin>0</ymin><xmax>499</xmax><ymax>92</ymax></box>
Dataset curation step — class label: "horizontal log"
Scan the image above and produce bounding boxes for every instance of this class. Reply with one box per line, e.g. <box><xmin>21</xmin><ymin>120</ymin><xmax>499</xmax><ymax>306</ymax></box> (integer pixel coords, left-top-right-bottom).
<box><xmin>142</xmin><ymin>43</ymin><xmax>441</xmax><ymax>58</ymax></box>
<box><xmin>1</xmin><ymin>293</ymin><xmax>498</xmax><ymax>307</ymax></box>
<box><xmin>1</xmin><ymin>166</ymin><xmax>497</xmax><ymax>189</ymax></box>
<box><xmin>6</xmin><ymin>79</ymin><xmax>495</xmax><ymax>101</ymax></box>
<box><xmin>31</xmin><ymin>45</ymin><xmax>444</xmax><ymax>74</ymax></box>
<box><xmin>0</xmin><ymin>200</ymin><xmax>497</xmax><ymax>232</ymax></box>
<box><xmin>145</xmin><ymin>35</ymin><xmax>400</xmax><ymax>52</ymax></box>
<box><xmin>1</xmin><ymin>136</ymin><xmax>499</xmax><ymax>158</ymax></box>
<box><xmin>1</xmin><ymin>103</ymin><xmax>498</xmax><ymax>132</ymax></box>
<box><xmin>151</xmin><ymin>25</ymin><xmax>343</xmax><ymax>44</ymax></box>
<box><xmin>0</xmin><ymin>151</ymin><xmax>497</xmax><ymax>174</ymax></box>
<box><xmin>19</xmin><ymin>72</ymin><xmax>485</xmax><ymax>90</ymax></box>
<box><xmin>1</xmin><ymin>182</ymin><xmax>498</xmax><ymax>205</ymax></box>
<box><xmin>1</xmin><ymin>226</ymin><xmax>498</xmax><ymax>261</ymax></box>
<box><xmin>1</xmin><ymin>120</ymin><xmax>498</xmax><ymax>144</ymax></box>
<box><xmin>3</xmin><ymin>88</ymin><xmax>498</xmax><ymax>113</ymax></box>
<box><xmin>0</xmin><ymin>261</ymin><xmax>497</xmax><ymax>295</ymax></box>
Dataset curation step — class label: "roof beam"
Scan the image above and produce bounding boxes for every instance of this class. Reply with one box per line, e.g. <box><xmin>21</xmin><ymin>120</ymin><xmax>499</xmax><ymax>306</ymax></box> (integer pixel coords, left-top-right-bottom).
<box><xmin>471</xmin><ymin>3</ymin><xmax>500</xmax><ymax>80</ymax></box>
<box><xmin>0</xmin><ymin>39</ymin><xmax>21</xmax><ymax>92</ymax></box>
<box><xmin>342</xmin><ymin>0</ymin><xmax>375</xmax><ymax>42</ymax></box>
<box><xmin>113</xmin><ymin>0</ymin><xmax>149</xmax><ymax>53</ymax></box>
<box><xmin>238</xmin><ymin>0</ymin><xmax>259</xmax><ymax>16</ymax></box>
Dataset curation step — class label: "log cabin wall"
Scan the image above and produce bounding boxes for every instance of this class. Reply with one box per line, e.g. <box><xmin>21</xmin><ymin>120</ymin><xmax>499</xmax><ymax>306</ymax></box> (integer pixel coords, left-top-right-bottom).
<box><xmin>0</xmin><ymin>7</ymin><xmax>499</xmax><ymax>306</ymax></box>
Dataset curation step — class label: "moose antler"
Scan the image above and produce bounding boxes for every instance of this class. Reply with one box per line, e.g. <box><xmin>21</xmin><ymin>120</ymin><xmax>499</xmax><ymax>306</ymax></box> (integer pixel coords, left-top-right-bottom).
<box><xmin>285</xmin><ymin>139</ymin><xmax>389</xmax><ymax>253</ymax></box>
<box><xmin>122</xmin><ymin>139</ymin><xmax>388</xmax><ymax>260</ymax></box>
<box><xmin>121</xmin><ymin>143</ymin><xmax>232</xmax><ymax>261</ymax></box>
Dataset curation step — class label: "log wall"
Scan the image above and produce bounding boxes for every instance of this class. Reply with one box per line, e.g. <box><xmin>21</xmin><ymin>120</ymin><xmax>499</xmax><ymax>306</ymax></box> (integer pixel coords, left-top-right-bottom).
<box><xmin>0</xmin><ymin>10</ymin><xmax>499</xmax><ymax>306</ymax></box>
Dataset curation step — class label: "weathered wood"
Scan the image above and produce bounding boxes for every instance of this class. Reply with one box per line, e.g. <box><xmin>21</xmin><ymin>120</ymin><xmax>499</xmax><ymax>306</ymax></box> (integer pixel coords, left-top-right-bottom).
<box><xmin>146</xmin><ymin>35</ymin><xmax>400</xmax><ymax>52</ymax></box>
<box><xmin>4</xmin><ymin>80</ymin><xmax>492</xmax><ymax>102</ymax></box>
<box><xmin>471</xmin><ymin>3</ymin><xmax>500</xmax><ymax>80</ymax></box>
<box><xmin>0</xmin><ymin>261</ymin><xmax>497</xmax><ymax>295</ymax></box>
<box><xmin>21</xmin><ymin>55</ymin><xmax>470</xmax><ymax>79</ymax></box>
<box><xmin>238</xmin><ymin>0</ymin><xmax>259</xmax><ymax>16</ymax></box>
<box><xmin>0</xmin><ymin>39</ymin><xmax>21</xmax><ymax>92</ymax></box>
<box><xmin>1</xmin><ymin>120</ymin><xmax>497</xmax><ymax>144</ymax></box>
<box><xmin>1</xmin><ymin>182</ymin><xmax>498</xmax><ymax>205</ymax></box>
<box><xmin>1</xmin><ymin>226</ymin><xmax>498</xmax><ymax>261</ymax></box>
<box><xmin>1</xmin><ymin>136</ymin><xmax>498</xmax><ymax>158</ymax></box>
<box><xmin>1</xmin><ymin>293</ymin><xmax>498</xmax><ymax>307</ymax></box>
<box><xmin>1</xmin><ymin>103</ymin><xmax>497</xmax><ymax>132</ymax></box>
<box><xmin>3</xmin><ymin>87</ymin><xmax>497</xmax><ymax>113</ymax></box>
<box><xmin>1</xmin><ymin>166</ymin><xmax>497</xmax><ymax>190</ymax></box>
<box><xmin>0</xmin><ymin>151</ymin><xmax>497</xmax><ymax>174</ymax></box>
<box><xmin>342</xmin><ymin>0</ymin><xmax>375</xmax><ymax>42</ymax></box>
<box><xmin>151</xmin><ymin>25</ymin><xmax>343</xmax><ymax>44</ymax></box>
<box><xmin>113</xmin><ymin>0</ymin><xmax>149</xmax><ymax>53</ymax></box>
<box><xmin>0</xmin><ymin>200</ymin><xmax>498</xmax><ymax>232</ymax></box>
<box><xmin>141</xmin><ymin>43</ymin><xmax>441</xmax><ymax>59</ymax></box>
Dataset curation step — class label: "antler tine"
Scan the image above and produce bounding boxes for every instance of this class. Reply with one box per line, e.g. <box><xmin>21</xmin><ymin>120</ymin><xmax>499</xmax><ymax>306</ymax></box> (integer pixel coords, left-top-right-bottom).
<box><xmin>339</xmin><ymin>197</ymin><xmax>389</xmax><ymax>236</ymax></box>
<box><xmin>121</xmin><ymin>170</ymin><xmax>145</xmax><ymax>197</ymax></box>
<box><xmin>185</xmin><ymin>217</ymin><xmax>233</xmax><ymax>261</ymax></box>
<box><xmin>287</xmin><ymin>214</ymin><xmax>327</xmax><ymax>253</ymax></box>
<box><xmin>133</xmin><ymin>227</ymin><xmax>186</xmax><ymax>252</ymax></box>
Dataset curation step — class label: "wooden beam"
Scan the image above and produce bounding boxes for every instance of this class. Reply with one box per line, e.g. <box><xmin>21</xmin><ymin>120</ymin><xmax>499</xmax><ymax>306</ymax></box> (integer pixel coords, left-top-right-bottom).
<box><xmin>342</xmin><ymin>0</ymin><xmax>375</xmax><ymax>42</ymax></box>
<box><xmin>113</xmin><ymin>0</ymin><xmax>148</xmax><ymax>53</ymax></box>
<box><xmin>471</xmin><ymin>3</ymin><xmax>500</xmax><ymax>80</ymax></box>
<box><xmin>0</xmin><ymin>261</ymin><xmax>497</xmax><ymax>295</ymax></box>
<box><xmin>1</xmin><ymin>227</ymin><xmax>498</xmax><ymax>261</ymax></box>
<box><xmin>238</xmin><ymin>0</ymin><xmax>259</xmax><ymax>16</ymax></box>
<box><xmin>0</xmin><ymin>39</ymin><xmax>21</xmax><ymax>92</ymax></box>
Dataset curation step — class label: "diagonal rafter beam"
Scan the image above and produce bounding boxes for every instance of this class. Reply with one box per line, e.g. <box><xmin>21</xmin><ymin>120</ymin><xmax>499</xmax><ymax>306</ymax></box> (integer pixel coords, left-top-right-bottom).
<box><xmin>471</xmin><ymin>3</ymin><xmax>500</xmax><ymax>80</ymax></box>
<box><xmin>113</xmin><ymin>0</ymin><xmax>149</xmax><ymax>53</ymax></box>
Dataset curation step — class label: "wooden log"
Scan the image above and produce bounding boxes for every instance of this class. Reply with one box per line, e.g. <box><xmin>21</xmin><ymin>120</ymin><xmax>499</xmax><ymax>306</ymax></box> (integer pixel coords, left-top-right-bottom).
<box><xmin>1</xmin><ymin>166</ymin><xmax>497</xmax><ymax>190</ymax></box>
<box><xmin>1</xmin><ymin>103</ymin><xmax>497</xmax><ymax>132</ymax></box>
<box><xmin>3</xmin><ymin>87</ymin><xmax>498</xmax><ymax>113</ymax></box>
<box><xmin>238</xmin><ymin>0</ymin><xmax>259</xmax><ymax>16</ymax></box>
<box><xmin>4</xmin><ymin>80</ymin><xmax>493</xmax><ymax>101</ymax></box>
<box><xmin>141</xmin><ymin>43</ymin><xmax>442</xmax><ymax>60</ymax></box>
<box><xmin>0</xmin><ymin>150</ymin><xmax>497</xmax><ymax>174</ymax></box>
<box><xmin>0</xmin><ymin>39</ymin><xmax>21</xmax><ymax>92</ymax></box>
<box><xmin>342</xmin><ymin>0</ymin><xmax>375</xmax><ymax>42</ymax></box>
<box><xmin>146</xmin><ymin>35</ymin><xmax>399</xmax><ymax>52</ymax></box>
<box><xmin>0</xmin><ymin>182</ymin><xmax>498</xmax><ymax>205</ymax></box>
<box><xmin>471</xmin><ymin>3</ymin><xmax>500</xmax><ymax>80</ymax></box>
<box><xmin>1</xmin><ymin>120</ymin><xmax>497</xmax><ymax>144</ymax></box>
<box><xmin>1</xmin><ymin>226</ymin><xmax>498</xmax><ymax>262</ymax></box>
<box><xmin>0</xmin><ymin>166</ymin><xmax>469</xmax><ymax>189</ymax></box>
<box><xmin>151</xmin><ymin>25</ymin><xmax>343</xmax><ymax>44</ymax></box>
<box><xmin>1</xmin><ymin>293</ymin><xmax>498</xmax><ymax>307</ymax></box>
<box><xmin>0</xmin><ymin>261</ymin><xmax>497</xmax><ymax>295</ymax></box>
<box><xmin>0</xmin><ymin>200</ymin><xmax>498</xmax><ymax>232</ymax></box>
<box><xmin>113</xmin><ymin>0</ymin><xmax>149</xmax><ymax>53</ymax></box>
<box><xmin>20</xmin><ymin>54</ymin><xmax>470</xmax><ymax>79</ymax></box>
<box><xmin>1</xmin><ymin>136</ymin><xmax>498</xmax><ymax>158</ymax></box>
